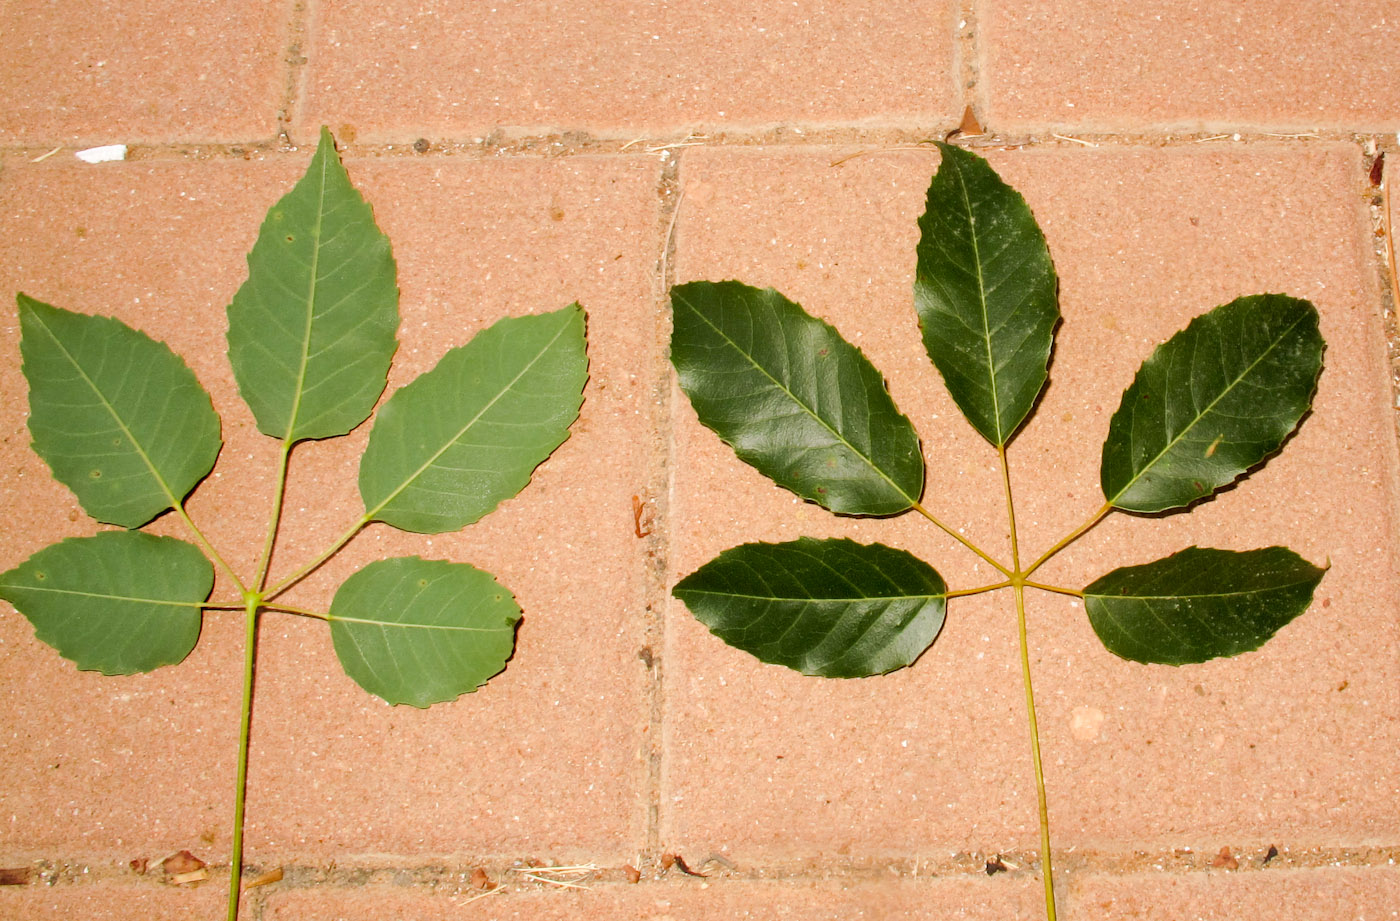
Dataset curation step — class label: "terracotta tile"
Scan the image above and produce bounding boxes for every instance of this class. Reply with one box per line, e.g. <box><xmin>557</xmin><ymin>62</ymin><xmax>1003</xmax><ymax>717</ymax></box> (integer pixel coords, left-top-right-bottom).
<box><xmin>0</xmin><ymin>150</ymin><xmax>664</xmax><ymax>863</ymax></box>
<box><xmin>0</xmin><ymin>0</ymin><xmax>289</xmax><ymax>145</ymax></box>
<box><xmin>299</xmin><ymin>1</ymin><xmax>960</xmax><ymax>142</ymax></box>
<box><xmin>264</xmin><ymin>876</ymin><xmax>1045</xmax><ymax>920</ymax></box>
<box><xmin>982</xmin><ymin>0</ymin><xmax>1400</xmax><ymax>132</ymax></box>
<box><xmin>664</xmin><ymin>146</ymin><xmax>1400</xmax><ymax>857</ymax></box>
<box><xmin>1066</xmin><ymin>866</ymin><xmax>1400</xmax><ymax>920</ymax></box>
<box><xmin>0</xmin><ymin>882</ymin><xmax>226</xmax><ymax>920</ymax></box>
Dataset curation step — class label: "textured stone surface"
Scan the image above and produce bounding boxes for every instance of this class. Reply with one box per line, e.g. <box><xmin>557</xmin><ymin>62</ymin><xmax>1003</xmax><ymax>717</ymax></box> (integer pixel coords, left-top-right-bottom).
<box><xmin>983</xmin><ymin>0</ymin><xmax>1400</xmax><ymax>132</ymax></box>
<box><xmin>0</xmin><ymin>0</ymin><xmax>288</xmax><ymax>145</ymax></box>
<box><xmin>299</xmin><ymin>0</ymin><xmax>960</xmax><ymax>141</ymax></box>
<box><xmin>264</xmin><ymin>877</ymin><xmax>1045</xmax><ymax>920</ymax></box>
<box><xmin>1066</xmin><ymin>866</ymin><xmax>1400</xmax><ymax>920</ymax></box>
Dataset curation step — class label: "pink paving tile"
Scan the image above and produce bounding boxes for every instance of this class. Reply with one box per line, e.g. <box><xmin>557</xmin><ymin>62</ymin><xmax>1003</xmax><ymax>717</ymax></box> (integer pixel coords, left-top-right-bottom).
<box><xmin>264</xmin><ymin>876</ymin><xmax>1045</xmax><ymax>920</ymax></box>
<box><xmin>1065</xmin><ymin>866</ymin><xmax>1400</xmax><ymax>920</ymax></box>
<box><xmin>0</xmin><ymin>149</ymin><xmax>664</xmax><ymax>864</ymax></box>
<box><xmin>0</xmin><ymin>881</ymin><xmax>226</xmax><ymax>920</ymax></box>
<box><xmin>0</xmin><ymin>0</ymin><xmax>289</xmax><ymax>146</ymax></box>
<box><xmin>298</xmin><ymin>1</ymin><xmax>960</xmax><ymax>142</ymax></box>
<box><xmin>663</xmin><ymin>145</ymin><xmax>1400</xmax><ymax>858</ymax></box>
<box><xmin>982</xmin><ymin>0</ymin><xmax>1400</xmax><ymax>132</ymax></box>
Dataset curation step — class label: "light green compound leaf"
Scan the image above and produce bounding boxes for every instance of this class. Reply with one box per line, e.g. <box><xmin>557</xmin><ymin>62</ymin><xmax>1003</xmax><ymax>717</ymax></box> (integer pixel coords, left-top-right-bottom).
<box><xmin>914</xmin><ymin>143</ymin><xmax>1060</xmax><ymax>447</ymax></box>
<box><xmin>359</xmin><ymin>304</ymin><xmax>587</xmax><ymax>533</ymax></box>
<box><xmin>673</xmin><ymin>537</ymin><xmax>947</xmax><ymax>678</ymax></box>
<box><xmin>18</xmin><ymin>295</ymin><xmax>222</xmax><ymax>529</ymax></box>
<box><xmin>329</xmin><ymin>557</ymin><xmax>521</xmax><ymax>707</ymax></box>
<box><xmin>670</xmin><ymin>281</ymin><xmax>923</xmax><ymax>516</ymax></box>
<box><xmin>0</xmin><ymin>532</ymin><xmax>211</xmax><ymax>675</ymax></box>
<box><xmin>227</xmin><ymin>127</ymin><xmax>399</xmax><ymax>442</ymax></box>
<box><xmin>1101</xmin><ymin>294</ymin><xmax>1323</xmax><ymax>513</ymax></box>
<box><xmin>1083</xmin><ymin>546</ymin><xmax>1325</xmax><ymax>665</ymax></box>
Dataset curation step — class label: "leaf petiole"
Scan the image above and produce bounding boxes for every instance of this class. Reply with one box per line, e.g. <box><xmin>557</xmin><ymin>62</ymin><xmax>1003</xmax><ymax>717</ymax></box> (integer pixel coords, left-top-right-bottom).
<box><xmin>261</xmin><ymin>513</ymin><xmax>371</xmax><ymax>601</ymax></box>
<box><xmin>1022</xmin><ymin>501</ymin><xmax>1113</xmax><ymax>580</ymax></box>
<box><xmin>252</xmin><ymin>440</ymin><xmax>295</xmax><ymax>592</ymax></box>
<box><xmin>260</xmin><ymin>603</ymin><xmax>330</xmax><ymax>621</ymax></box>
<box><xmin>171</xmin><ymin>500</ymin><xmax>248</xmax><ymax>597</ymax></box>
<box><xmin>910</xmin><ymin>499</ymin><xmax>1012</xmax><ymax>577</ymax></box>
<box><xmin>944</xmin><ymin>580</ymin><xmax>1012</xmax><ymax>598</ymax></box>
<box><xmin>1021</xmin><ymin>580</ymin><xmax>1083</xmax><ymax>599</ymax></box>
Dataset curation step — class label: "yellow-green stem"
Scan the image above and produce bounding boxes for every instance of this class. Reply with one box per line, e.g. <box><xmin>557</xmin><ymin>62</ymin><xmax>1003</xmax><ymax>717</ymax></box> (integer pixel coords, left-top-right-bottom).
<box><xmin>262</xmin><ymin>514</ymin><xmax>370</xmax><ymax>601</ymax></box>
<box><xmin>911</xmin><ymin>499</ymin><xmax>1013</xmax><ymax>577</ymax></box>
<box><xmin>998</xmin><ymin>444</ymin><xmax>1057</xmax><ymax>920</ymax></box>
<box><xmin>252</xmin><ymin>442</ymin><xmax>294</xmax><ymax>592</ymax></box>
<box><xmin>944</xmin><ymin>580</ymin><xmax>1013</xmax><ymax>598</ymax></box>
<box><xmin>1014</xmin><ymin>582</ymin><xmax>1057</xmax><ymax>921</ymax></box>
<box><xmin>227</xmin><ymin>597</ymin><xmax>260</xmax><ymax>921</ymax></box>
<box><xmin>173</xmin><ymin>501</ymin><xmax>247</xmax><ymax>597</ymax></box>
<box><xmin>1023</xmin><ymin>501</ymin><xmax>1112</xmax><ymax>580</ymax></box>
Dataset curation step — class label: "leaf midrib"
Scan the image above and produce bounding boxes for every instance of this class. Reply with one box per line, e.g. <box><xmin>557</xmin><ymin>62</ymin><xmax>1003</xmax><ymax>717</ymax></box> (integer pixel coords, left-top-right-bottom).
<box><xmin>1087</xmin><ymin>579</ymin><xmax>1316</xmax><ymax>603</ymax></box>
<box><xmin>29</xmin><ymin>306</ymin><xmax>182</xmax><ymax>513</ymax></box>
<box><xmin>1106</xmin><ymin>307</ymin><xmax>1310</xmax><ymax>507</ymax></box>
<box><xmin>363</xmin><ymin>312</ymin><xmax>573</xmax><ymax>521</ymax></box>
<box><xmin>680</xmin><ymin>588</ymin><xmax>944</xmax><ymax>604</ymax></box>
<box><xmin>949</xmin><ymin>155</ymin><xmax>1007</xmax><ymax>446</ymax></box>
<box><xmin>283</xmin><ymin>143</ymin><xmax>330</xmax><ymax>443</ymax></box>
<box><xmin>675</xmin><ymin>289</ymin><xmax>915</xmax><ymax>505</ymax></box>
<box><xmin>329</xmin><ymin>614</ymin><xmax>508</xmax><ymax>633</ymax></box>
<box><xmin>0</xmin><ymin>584</ymin><xmax>201</xmax><ymax>606</ymax></box>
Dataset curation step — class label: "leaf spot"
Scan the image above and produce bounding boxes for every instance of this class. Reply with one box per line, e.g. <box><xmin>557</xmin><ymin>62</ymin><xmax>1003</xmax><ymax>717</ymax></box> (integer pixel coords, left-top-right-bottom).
<box><xmin>89</xmin><ymin>469</ymin><xmax>102</xmax><ymax>479</ymax></box>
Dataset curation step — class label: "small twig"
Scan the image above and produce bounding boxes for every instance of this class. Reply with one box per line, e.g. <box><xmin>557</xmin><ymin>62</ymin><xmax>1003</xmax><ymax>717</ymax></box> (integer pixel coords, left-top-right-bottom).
<box><xmin>632</xmin><ymin>494</ymin><xmax>652</xmax><ymax>538</ymax></box>
<box><xmin>509</xmin><ymin>865</ymin><xmax>598</xmax><ymax>890</ymax></box>
<box><xmin>1195</xmin><ymin>135</ymin><xmax>1231</xmax><ymax>143</ymax></box>
<box><xmin>829</xmin><ymin>143</ymin><xmax>937</xmax><ymax>167</ymax></box>
<box><xmin>31</xmin><ymin>147</ymin><xmax>62</xmax><ymax>163</ymax></box>
<box><xmin>458</xmin><ymin>886</ymin><xmax>504</xmax><ymax>904</ymax></box>
<box><xmin>1383</xmin><ymin>158</ymin><xmax>1400</xmax><ymax>320</ymax></box>
<box><xmin>1051</xmin><ymin>133</ymin><xmax>1097</xmax><ymax>148</ymax></box>
<box><xmin>645</xmin><ymin>134</ymin><xmax>709</xmax><ymax>153</ymax></box>
<box><xmin>1263</xmin><ymin>131</ymin><xmax>1320</xmax><ymax>138</ymax></box>
<box><xmin>660</xmin><ymin>185</ymin><xmax>685</xmax><ymax>290</ymax></box>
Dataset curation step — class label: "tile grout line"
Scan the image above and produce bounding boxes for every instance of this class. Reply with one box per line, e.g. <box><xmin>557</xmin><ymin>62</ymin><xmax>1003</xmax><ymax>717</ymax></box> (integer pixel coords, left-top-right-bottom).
<box><xmin>957</xmin><ymin>0</ymin><xmax>981</xmax><ymax>121</ymax></box>
<box><xmin>276</xmin><ymin>0</ymin><xmax>313</xmax><ymax>148</ymax></box>
<box><xmin>636</xmin><ymin>149</ymin><xmax>683</xmax><ymax>869</ymax></box>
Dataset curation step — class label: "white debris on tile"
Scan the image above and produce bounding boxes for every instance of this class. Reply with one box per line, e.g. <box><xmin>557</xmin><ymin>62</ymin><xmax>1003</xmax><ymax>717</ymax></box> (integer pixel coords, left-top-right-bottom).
<box><xmin>74</xmin><ymin>144</ymin><xmax>127</xmax><ymax>164</ymax></box>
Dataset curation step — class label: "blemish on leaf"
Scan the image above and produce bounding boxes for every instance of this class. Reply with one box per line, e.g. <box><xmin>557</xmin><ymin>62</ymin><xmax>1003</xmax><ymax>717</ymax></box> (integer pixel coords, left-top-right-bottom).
<box><xmin>1204</xmin><ymin>434</ymin><xmax>1222</xmax><ymax>458</ymax></box>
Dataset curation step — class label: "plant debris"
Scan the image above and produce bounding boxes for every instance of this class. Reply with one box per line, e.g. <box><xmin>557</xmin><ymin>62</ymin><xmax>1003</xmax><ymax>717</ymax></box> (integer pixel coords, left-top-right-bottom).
<box><xmin>0</xmin><ymin>867</ymin><xmax>32</xmax><ymax>886</ymax></box>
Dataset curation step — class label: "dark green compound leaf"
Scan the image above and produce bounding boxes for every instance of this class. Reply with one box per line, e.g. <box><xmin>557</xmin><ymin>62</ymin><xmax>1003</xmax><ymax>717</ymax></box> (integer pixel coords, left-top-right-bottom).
<box><xmin>1083</xmin><ymin>546</ymin><xmax>1325</xmax><ymax>665</ymax></box>
<box><xmin>18</xmin><ymin>295</ymin><xmax>222</xmax><ymax>529</ymax></box>
<box><xmin>1101</xmin><ymin>294</ymin><xmax>1323</xmax><ymax>513</ymax></box>
<box><xmin>673</xmin><ymin>537</ymin><xmax>947</xmax><ymax>678</ymax></box>
<box><xmin>914</xmin><ymin>143</ymin><xmax>1060</xmax><ymax>447</ymax></box>
<box><xmin>329</xmin><ymin>557</ymin><xmax>521</xmax><ymax>707</ymax></box>
<box><xmin>359</xmin><ymin>304</ymin><xmax>587</xmax><ymax>533</ymax></box>
<box><xmin>0</xmin><ymin>532</ymin><xmax>211</xmax><ymax>675</ymax></box>
<box><xmin>227</xmin><ymin>127</ymin><xmax>399</xmax><ymax>442</ymax></box>
<box><xmin>670</xmin><ymin>281</ymin><xmax>923</xmax><ymax>516</ymax></box>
